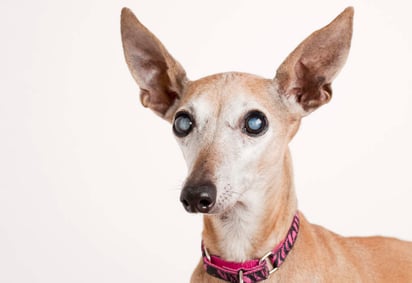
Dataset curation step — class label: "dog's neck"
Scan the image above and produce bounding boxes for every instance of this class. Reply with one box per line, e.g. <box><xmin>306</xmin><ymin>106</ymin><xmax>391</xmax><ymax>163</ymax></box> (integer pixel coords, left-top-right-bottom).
<box><xmin>202</xmin><ymin>150</ymin><xmax>298</xmax><ymax>262</ymax></box>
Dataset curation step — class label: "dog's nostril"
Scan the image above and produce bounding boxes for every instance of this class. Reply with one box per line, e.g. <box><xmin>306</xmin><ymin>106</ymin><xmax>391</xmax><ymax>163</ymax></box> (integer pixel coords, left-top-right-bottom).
<box><xmin>199</xmin><ymin>199</ymin><xmax>212</xmax><ymax>208</ymax></box>
<box><xmin>198</xmin><ymin>191</ymin><xmax>213</xmax><ymax>210</ymax></box>
<box><xmin>182</xmin><ymin>199</ymin><xmax>190</xmax><ymax>208</ymax></box>
<box><xmin>180</xmin><ymin>195</ymin><xmax>192</xmax><ymax>212</ymax></box>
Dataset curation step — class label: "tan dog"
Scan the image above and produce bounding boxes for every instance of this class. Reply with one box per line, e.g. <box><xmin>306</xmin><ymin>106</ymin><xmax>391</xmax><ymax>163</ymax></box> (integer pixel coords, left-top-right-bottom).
<box><xmin>121</xmin><ymin>7</ymin><xmax>412</xmax><ymax>282</ymax></box>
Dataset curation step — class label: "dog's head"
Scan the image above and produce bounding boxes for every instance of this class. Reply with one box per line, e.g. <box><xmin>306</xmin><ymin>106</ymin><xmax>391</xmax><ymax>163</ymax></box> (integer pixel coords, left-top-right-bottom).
<box><xmin>121</xmin><ymin>8</ymin><xmax>353</xmax><ymax>214</ymax></box>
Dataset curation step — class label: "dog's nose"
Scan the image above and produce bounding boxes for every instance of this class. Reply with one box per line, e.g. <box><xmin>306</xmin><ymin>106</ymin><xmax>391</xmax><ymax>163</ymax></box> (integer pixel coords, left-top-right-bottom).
<box><xmin>180</xmin><ymin>183</ymin><xmax>217</xmax><ymax>213</ymax></box>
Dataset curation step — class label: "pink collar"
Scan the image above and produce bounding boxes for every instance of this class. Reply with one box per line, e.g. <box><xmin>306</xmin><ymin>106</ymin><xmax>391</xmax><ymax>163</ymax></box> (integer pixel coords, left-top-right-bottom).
<box><xmin>202</xmin><ymin>213</ymin><xmax>300</xmax><ymax>283</ymax></box>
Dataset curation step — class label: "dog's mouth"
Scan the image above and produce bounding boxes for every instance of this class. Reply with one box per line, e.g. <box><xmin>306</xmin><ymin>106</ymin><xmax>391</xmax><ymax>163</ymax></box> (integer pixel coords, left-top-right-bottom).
<box><xmin>208</xmin><ymin>192</ymin><xmax>246</xmax><ymax>216</ymax></box>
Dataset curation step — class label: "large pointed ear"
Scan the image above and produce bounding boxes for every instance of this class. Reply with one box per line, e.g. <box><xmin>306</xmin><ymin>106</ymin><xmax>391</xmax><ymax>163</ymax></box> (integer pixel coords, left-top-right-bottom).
<box><xmin>121</xmin><ymin>8</ymin><xmax>188</xmax><ymax>121</ymax></box>
<box><xmin>275</xmin><ymin>7</ymin><xmax>354</xmax><ymax>116</ymax></box>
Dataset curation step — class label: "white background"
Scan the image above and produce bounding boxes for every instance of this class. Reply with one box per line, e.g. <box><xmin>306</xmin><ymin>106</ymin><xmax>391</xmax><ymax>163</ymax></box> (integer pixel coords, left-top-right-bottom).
<box><xmin>1</xmin><ymin>0</ymin><xmax>411</xmax><ymax>282</ymax></box>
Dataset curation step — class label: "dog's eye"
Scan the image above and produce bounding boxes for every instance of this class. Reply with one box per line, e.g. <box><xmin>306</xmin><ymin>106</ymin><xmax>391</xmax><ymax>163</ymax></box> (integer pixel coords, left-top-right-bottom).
<box><xmin>173</xmin><ymin>112</ymin><xmax>194</xmax><ymax>137</ymax></box>
<box><xmin>243</xmin><ymin>111</ymin><xmax>268</xmax><ymax>136</ymax></box>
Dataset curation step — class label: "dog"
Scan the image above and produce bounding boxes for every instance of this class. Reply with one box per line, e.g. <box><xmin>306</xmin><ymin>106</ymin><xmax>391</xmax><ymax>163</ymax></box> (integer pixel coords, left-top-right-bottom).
<box><xmin>121</xmin><ymin>7</ymin><xmax>412</xmax><ymax>282</ymax></box>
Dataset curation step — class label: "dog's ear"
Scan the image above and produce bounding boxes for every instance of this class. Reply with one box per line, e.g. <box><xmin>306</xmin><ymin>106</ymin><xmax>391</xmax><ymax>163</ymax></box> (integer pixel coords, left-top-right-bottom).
<box><xmin>275</xmin><ymin>7</ymin><xmax>354</xmax><ymax>116</ymax></box>
<box><xmin>121</xmin><ymin>8</ymin><xmax>188</xmax><ymax>121</ymax></box>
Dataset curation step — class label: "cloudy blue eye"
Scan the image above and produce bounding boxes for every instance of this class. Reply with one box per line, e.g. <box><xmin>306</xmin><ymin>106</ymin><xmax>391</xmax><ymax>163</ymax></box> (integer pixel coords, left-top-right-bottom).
<box><xmin>244</xmin><ymin>111</ymin><xmax>268</xmax><ymax>136</ymax></box>
<box><xmin>173</xmin><ymin>112</ymin><xmax>194</xmax><ymax>137</ymax></box>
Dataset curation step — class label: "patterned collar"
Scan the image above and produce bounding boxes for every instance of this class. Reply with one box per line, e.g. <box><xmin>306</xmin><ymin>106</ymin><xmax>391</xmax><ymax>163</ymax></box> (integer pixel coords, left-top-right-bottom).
<box><xmin>202</xmin><ymin>213</ymin><xmax>300</xmax><ymax>283</ymax></box>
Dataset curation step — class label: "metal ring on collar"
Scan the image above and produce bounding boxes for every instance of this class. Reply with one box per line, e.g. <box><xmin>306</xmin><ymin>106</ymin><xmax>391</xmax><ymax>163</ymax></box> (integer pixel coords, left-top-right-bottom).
<box><xmin>259</xmin><ymin>251</ymin><xmax>278</xmax><ymax>274</ymax></box>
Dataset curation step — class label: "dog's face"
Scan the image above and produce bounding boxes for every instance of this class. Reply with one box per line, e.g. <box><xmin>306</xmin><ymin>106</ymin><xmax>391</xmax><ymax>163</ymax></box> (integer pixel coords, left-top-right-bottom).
<box><xmin>173</xmin><ymin>73</ymin><xmax>297</xmax><ymax>214</ymax></box>
<box><xmin>121</xmin><ymin>7</ymin><xmax>353</xmax><ymax>215</ymax></box>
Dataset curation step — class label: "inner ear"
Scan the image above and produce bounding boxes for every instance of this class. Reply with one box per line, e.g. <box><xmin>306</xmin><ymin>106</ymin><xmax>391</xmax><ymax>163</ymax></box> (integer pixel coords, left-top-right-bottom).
<box><xmin>293</xmin><ymin>61</ymin><xmax>333</xmax><ymax>111</ymax></box>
